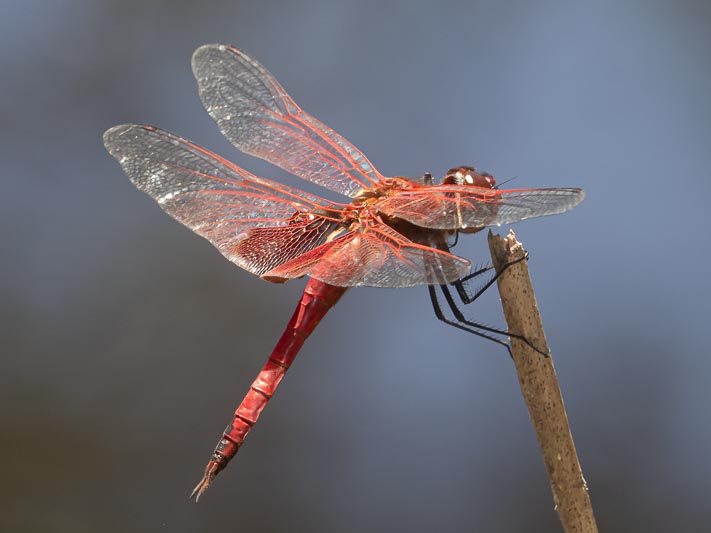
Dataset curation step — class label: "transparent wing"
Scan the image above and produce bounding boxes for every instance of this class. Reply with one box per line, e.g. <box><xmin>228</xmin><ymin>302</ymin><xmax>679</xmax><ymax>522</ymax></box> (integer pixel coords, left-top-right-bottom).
<box><xmin>103</xmin><ymin>124</ymin><xmax>343</xmax><ymax>279</ymax></box>
<box><xmin>377</xmin><ymin>185</ymin><xmax>585</xmax><ymax>230</ymax></box>
<box><xmin>264</xmin><ymin>223</ymin><xmax>471</xmax><ymax>288</ymax></box>
<box><xmin>191</xmin><ymin>44</ymin><xmax>385</xmax><ymax>198</ymax></box>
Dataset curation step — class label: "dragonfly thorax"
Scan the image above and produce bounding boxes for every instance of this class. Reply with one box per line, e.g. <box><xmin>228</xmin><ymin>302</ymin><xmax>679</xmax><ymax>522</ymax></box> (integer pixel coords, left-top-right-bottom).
<box><xmin>352</xmin><ymin>176</ymin><xmax>417</xmax><ymax>201</ymax></box>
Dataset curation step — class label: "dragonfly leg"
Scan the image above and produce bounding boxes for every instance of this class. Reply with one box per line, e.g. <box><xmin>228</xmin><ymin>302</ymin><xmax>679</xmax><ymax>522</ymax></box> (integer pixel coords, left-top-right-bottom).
<box><xmin>453</xmin><ymin>252</ymin><xmax>528</xmax><ymax>305</ymax></box>
<box><xmin>428</xmin><ymin>283</ymin><xmax>514</xmax><ymax>357</ymax></box>
<box><xmin>429</xmin><ymin>253</ymin><xmax>548</xmax><ymax>357</ymax></box>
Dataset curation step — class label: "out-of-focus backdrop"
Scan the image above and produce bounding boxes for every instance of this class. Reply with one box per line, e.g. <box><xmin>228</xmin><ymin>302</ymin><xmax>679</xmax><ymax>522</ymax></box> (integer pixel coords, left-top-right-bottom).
<box><xmin>3</xmin><ymin>1</ymin><xmax>710</xmax><ymax>531</ymax></box>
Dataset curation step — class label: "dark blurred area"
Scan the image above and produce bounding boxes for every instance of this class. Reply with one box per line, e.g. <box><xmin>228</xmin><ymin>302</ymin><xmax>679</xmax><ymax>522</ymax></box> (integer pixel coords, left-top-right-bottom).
<box><xmin>3</xmin><ymin>1</ymin><xmax>710</xmax><ymax>531</ymax></box>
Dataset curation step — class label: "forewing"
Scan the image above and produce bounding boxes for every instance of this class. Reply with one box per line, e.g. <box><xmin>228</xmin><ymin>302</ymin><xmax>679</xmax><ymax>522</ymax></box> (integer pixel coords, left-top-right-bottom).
<box><xmin>103</xmin><ymin>124</ymin><xmax>342</xmax><ymax>278</ymax></box>
<box><xmin>191</xmin><ymin>44</ymin><xmax>385</xmax><ymax>198</ymax></box>
<box><xmin>377</xmin><ymin>185</ymin><xmax>585</xmax><ymax>230</ymax></box>
<box><xmin>264</xmin><ymin>223</ymin><xmax>471</xmax><ymax>288</ymax></box>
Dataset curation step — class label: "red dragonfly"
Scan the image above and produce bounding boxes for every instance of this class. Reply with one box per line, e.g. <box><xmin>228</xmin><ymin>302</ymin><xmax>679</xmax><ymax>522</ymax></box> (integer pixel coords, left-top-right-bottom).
<box><xmin>104</xmin><ymin>44</ymin><xmax>584</xmax><ymax>500</ymax></box>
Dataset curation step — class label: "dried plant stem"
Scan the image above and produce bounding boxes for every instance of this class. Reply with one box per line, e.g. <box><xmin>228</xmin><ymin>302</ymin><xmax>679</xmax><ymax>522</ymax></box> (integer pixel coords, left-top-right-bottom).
<box><xmin>487</xmin><ymin>230</ymin><xmax>597</xmax><ymax>533</ymax></box>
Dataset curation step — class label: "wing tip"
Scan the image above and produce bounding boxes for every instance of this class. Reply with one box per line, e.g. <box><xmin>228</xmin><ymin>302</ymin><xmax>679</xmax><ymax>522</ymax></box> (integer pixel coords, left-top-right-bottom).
<box><xmin>191</xmin><ymin>43</ymin><xmax>245</xmax><ymax>77</ymax></box>
<box><xmin>548</xmin><ymin>188</ymin><xmax>585</xmax><ymax>215</ymax></box>
<box><xmin>103</xmin><ymin>123</ymin><xmax>130</xmax><ymax>145</ymax></box>
<box><xmin>102</xmin><ymin>123</ymin><xmax>137</xmax><ymax>154</ymax></box>
<box><xmin>568</xmin><ymin>187</ymin><xmax>585</xmax><ymax>209</ymax></box>
<box><xmin>191</xmin><ymin>44</ymin><xmax>217</xmax><ymax>73</ymax></box>
<box><xmin>102</xmin><ymin>124</ymin><xmax>159</xmax><ymax>153</ymax></box>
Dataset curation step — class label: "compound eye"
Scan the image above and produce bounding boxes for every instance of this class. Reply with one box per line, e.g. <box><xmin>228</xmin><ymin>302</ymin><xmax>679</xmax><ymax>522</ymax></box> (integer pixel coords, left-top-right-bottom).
<box><xmin>442</xmin><ymin>166</ymin><xmax>496</xmax><ymax>188</ymax></box>
<box><xmin>443</xmin><ymin>166</ymin><xmax>476</xmax><ymax>185</ymax></box>
<box><xmin>480</xmin><ymin>172</ymin><xmax>496</xmax><ymax>188</ymax></box>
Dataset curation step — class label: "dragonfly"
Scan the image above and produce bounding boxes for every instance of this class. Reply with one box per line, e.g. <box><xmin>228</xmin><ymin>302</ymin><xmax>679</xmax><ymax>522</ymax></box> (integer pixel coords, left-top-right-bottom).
<box><xmin>103</xmin><ymin>44</ymin><xmax>585</xmax><ymax>501</ymax></box>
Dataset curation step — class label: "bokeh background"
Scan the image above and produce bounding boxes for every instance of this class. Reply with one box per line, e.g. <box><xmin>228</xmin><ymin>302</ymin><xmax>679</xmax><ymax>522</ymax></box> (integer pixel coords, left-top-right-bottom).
<box><xmin>3</xmin><ymin>1</ymin><xmax>710</xmax><ymax>531</ymax></box>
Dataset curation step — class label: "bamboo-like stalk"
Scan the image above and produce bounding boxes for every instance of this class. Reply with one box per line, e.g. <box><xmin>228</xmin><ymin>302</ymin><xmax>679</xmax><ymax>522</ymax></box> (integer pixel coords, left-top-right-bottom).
<box><xmin>487</xmin><ymin>230</ymin><xmax>597</xmax><ymax>533</ymax></box>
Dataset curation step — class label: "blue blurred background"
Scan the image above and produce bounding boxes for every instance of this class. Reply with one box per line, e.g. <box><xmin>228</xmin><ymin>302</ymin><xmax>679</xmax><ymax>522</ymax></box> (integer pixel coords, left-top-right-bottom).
<box><xmin>3</xmin><ymin>1</ymin><xmax>710</xmax><ymax>531</ymax></box>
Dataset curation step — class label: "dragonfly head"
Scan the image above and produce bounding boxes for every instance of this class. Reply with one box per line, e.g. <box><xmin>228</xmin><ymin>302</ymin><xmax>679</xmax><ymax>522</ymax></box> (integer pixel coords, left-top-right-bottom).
<box><xmin>442</xmin><ymin>166</ymin><xmax>496</xmax><ymax>189</ymax></box>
